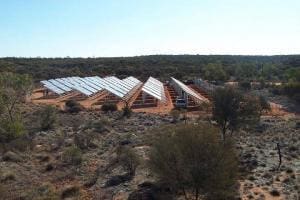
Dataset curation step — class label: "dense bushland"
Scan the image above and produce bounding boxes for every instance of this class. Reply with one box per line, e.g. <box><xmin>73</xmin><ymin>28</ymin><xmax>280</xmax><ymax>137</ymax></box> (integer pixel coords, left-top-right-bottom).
<box><xmin>1</xmin><ymin>55</ymin><xmax>299</xmax><ymax>82</ymax></box>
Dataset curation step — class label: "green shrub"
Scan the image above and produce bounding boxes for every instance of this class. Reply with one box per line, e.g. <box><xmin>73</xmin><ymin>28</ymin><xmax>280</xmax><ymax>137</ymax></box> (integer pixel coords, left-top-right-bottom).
<box><xmin>61</xmin><ymin>185</ymin><xmax>80</xmax><ymax>199</ymax></box>
<box><xmin>271</xmin><ymin>87</ymin><xmax>282</xmax><ymax>95</ymax></box>
<box><xmin>0</xmin><ymin>119</ymin><xmax>25</xmax><ymax>143</ymax></box>
<box><xmin>283</xmin><ymin>82</ymin><xmax>300</xmax><ymax>103</ymax></box>
<box><xmin>270</xmin><ymin>82</ymin><xmax>300</xmax><ymax>103</ymax></box>
<box><xmin>5</xmin><ymin>136</ymin><xmax>33</xmax><ymax>152</ymax></box>
<box><xmin>39</xmin><ymin>105</ymin><xmax>57</xmax><ymax>130</ymax></box>
<box><xmin>149</xmin><ymin>123</ymin><xmax>238</xmax><ymax>200</ymax></box>
<box><xmin>122</xmin><ymin>103</ymin><xmax>132</xmax><ymax>118</ymax></box>
<box><xmin>91</xmin><ymin>118</ymin><xmax>110</xmax><ymax>132</ymax></box>
<box><xmin>270</xmin><ymin>189</ymin><xmax>280</xmax><ymax>196</ymax></box>
<box><xmin>74</xmin><ymin>131</ymin><xmax>94</xmax><ymax>150</ymax></box>
<box><xmin>170</xmin><ymin>109</ymin><xmax>181</xmax><ymax>122</ymax></box>
<box><xmin>62</xmin><ymin>146</ymin><xmax>82</xmax><ymax>165</ymax></box>
<box><xmin>258</xmin><ymin>95</ymin><xmax>271</xmax><ymax>113</ymax></box>
<box><xmin>26</xmin><ymin>183</ymin><xmax>59</xmax><ymax>200</ymax></box>
<box><xmin>81</xmin><ymin>118</ymin><xmax>110</xmax><ymax>132</ymax></box>
<box><xmin>65</xmin><ymin>100</ymin><xmax>83</xmax><ymax>113</ymax></box>
<box><xmin>239</xmin><ymin>81</ymin><xmax>251</xmax><ymax>90</ymax></box>
<box><xmin>101</xmin><ymin>103</ymin><xmax>118</xmax><ymax>112</ymax></box>
<box><xmin>116</xmin><ymin>146</ymin><xmax>140</xmax><ymax>176</ymax></box>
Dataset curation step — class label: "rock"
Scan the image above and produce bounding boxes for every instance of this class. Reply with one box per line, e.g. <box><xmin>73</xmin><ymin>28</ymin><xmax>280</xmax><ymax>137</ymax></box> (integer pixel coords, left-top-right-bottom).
<box><xmin>50</xmin><ymin>143</ymin><xmax>60</xmax><ymax>151</ymax></box>
<box><xmin>0</xmin><ymin>171</ymin><xmax>16</xmax><ymax>182</ymax></box>
<box><xmin>45</xmin><ymin>163</ymin><xmax>54</xmax><ymax>171</ymax></box>
<box><xmin>35</xmin><ymin>153</ymin><xmax>50</xmax><ymax>162</ymax></box>
<box><xmin>128</xmin><ymin>182</ymin><xmax>166</xmax><ymax>200</ymax></box>
<box><xmin>138</xmin><ymin>125</ymin><xmax>145</xmax><ymax>131</ymax></box>
<box><xmin>84</xmin><ymin>175</ymin><xmax>98</xmax><ymax>188</ymax></box>
<box><xmin>144</xmin><ymin>120</ymin><xmax>153</xmax><ymax>126</ymax></box>
<box><xmin>88</xmin><ymin>141</ymin><xmax>98</xmax><ymax>149</ymax></box>
<box><xmin>64</xmin><ymin>138</ymin><xmax>73</xmax><ymax>147</ymax></box>
<box><xmin>119</xmin><ymin>139</ymin><xmax>132</xmax><ymax>146</ymax></box>
<box><xmin>61</xmin><ymin>185</ymin><xmax>80</xmax><ymax>199</ymax></box>
<box><xmin>104</xmin><ymin>174</ymin><xmax>132</xmax><ymax>187</ymax></box>
<box><xmin>2</xmin><ymin>151</ymin><xmax>22</xmax><ymax>162</ymax></box>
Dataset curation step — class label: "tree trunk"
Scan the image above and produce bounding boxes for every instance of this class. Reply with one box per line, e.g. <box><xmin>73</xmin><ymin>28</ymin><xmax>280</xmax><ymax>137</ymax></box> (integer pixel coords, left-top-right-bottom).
<box><xmin>195</xmin><ymin>188</ymin><xmax>199</xmax><ymax>200</ymax></box>
<box><xmin>222</xmin><ymin>124</ymin><xmax>227</xmax><ymax>141</ymax></box>
<box><xmin>182</xmin><ymin>187</ymin><xmax>189</xmax><ymax>200</ymax></box>
<box><xmin>276</xmin><ymin>142</ymin><xmax>282</xmax><ymax>170</ymax></box>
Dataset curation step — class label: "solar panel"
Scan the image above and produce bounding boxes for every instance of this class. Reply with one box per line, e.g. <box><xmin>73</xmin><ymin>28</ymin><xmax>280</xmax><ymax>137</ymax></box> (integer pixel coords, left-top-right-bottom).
<box><xmin>123</xmin><ymin>77</ymin><xmax>141</xmax><ymax>88</ymax></box>
<box><xmin>72</xmin><ymin>84</ymin><xmax>93</xmax><ymax>96</ymax></box>
<box><xmin>128</xmin><ymin>77</ymin><xmax>141</xmax><ymax>84</ymax></box>
<box><xmin>88</xmin><ymin>77</ymin><xmax>108</xmax><ymax>88</ymax></box>
<box><xmin>48</xmin><ymin>79</ymin><xmax>72</xmax><ymax>92</ymax></box>
<box><xmin>113</xmin><ymin>76</ymin><xmax>135</xmax><ymax>90</ymax></box>
<box><xmin>143</xmin><ymin>85</ymin><xmax>162</xmax><ymax>97</ymax></box>
<box><xmin>104</xmin><ymin>77</ymin><xmax>130</xmax><ymax>94</ymax></box>
<box><xmin>61</xmin><ymin>77</ymin><xmax>96</xmax><ymax>96</ymax></box>
<box><xmin>56</xmin><ymin>78</ymin><xmax>74</xmax><ymax>89</ymax></box>
<box><xmin>123</xmin><ymin>79</ymin><xmax>135</xmax><ymax>87</ymax></box>
<box><xmin>72</xmin><ymin>77</ymin><xmax>98</xmax><ymax>94</ymax></box>
<box><xmin>102</xmin><ymin>76</ymin><xmax>142</xmax><ymax>99</ymax></box>
<box><xmin>142</xmin><ymin>77</ymin><xmax>166</xmax><ymax>102</ymax></box>
<box><xmin>81</xmin><ymin>78</ymin><xmax>103</xmax><ymax>91</ymax></box>
<box><xmin>119</xmin><ymin>78</ymin><xmax>136</xmax><ymax>89</ymax></box>
<box><xmin>41</xmin><ymin>81</ymin><xmax>65</xmax><ymax>95</ymax></box>
<box><xmin>41</xmin><ymin>75</ymin><xmax>142</xmax><ymax>98</ymax></box>
<box><xmin>171</xmin><ymin>77</ymin><xmax>208</xmax><ymax>102</ymax></box>
<box><xmin>107</xmin><ymin>76</ymin><xmax>132</xmax><ymax>90</ymax></box>
<box><xmin>107</xmin><ymin>84</ymin><xmax>127</xmax><ymax>95</ymax></box>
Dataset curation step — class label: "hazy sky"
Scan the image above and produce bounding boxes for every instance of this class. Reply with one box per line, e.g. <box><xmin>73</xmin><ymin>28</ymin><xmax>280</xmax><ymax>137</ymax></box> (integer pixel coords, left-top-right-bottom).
<box><xmin>0</xmin><ymin>0</ymin><xmax>299</xmax><ymax>57</ymax></box>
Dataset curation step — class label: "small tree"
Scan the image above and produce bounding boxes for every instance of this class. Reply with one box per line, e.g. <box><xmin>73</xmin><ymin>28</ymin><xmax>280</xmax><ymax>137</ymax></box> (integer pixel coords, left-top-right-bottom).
<box><xmin>239</xmin><ymin>95</ymin><xmax>261</xmax><ymax>130</ymax></box>
<box><xmin>116</xmin><ymin>146</ymin><xmax>140</xmax><ymax>176</ymax></box>
<box><xmin>0</xmin><ymin>73</ymin><xmax>32</xmax><ymax>142</ymax></box>
<box><xmin>62</xmin><ymin>145</ymin><xmax>82</xmax><ymax>165</ymax></box>
<box><xmin>0</xmin><ymin>73</ymin><xmax>32</xmax><ymax>121</ymax></box>
<box><xmin>239</xmin><ymin>81</ymin><xmax>251</xmax><ymax>91</ymax></box>
<box><xmin>203</xmin><ymin>63</ymin><xmax>228</xmax><ymax>82</ymax></box>
<box><xmin>0</xmin><ymin>119</ymin><xmax>25</xmax><ymax>142</ymax></box>
<box><xmin>212</xmin><ymin>87</ymin><xmax>261</xmax><ymax>140</ymax></box>
<box><xmin>149</xmin><ymin>123</ymin><xmax>238</xmax><ymax>200</ymax></box>
<box><xmin>212</xmin><ymin>87</ymin><xmax>242</xmax><ymax>140</ymax></box>
<box><xmin>258</xmin><ymin>95</ymin><xmax>271</xmax><ymax>114</ymax></box>
<box><xmin>39</xmin><ymin>105</ymin><xmax>57</xmax><ymax>130</ymax></box>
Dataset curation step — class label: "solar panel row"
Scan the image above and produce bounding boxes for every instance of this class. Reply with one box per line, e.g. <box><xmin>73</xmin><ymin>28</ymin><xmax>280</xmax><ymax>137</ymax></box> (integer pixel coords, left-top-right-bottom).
<box><xmin>171</xmin><ymin>77</ymin><xmax>208</xmax><ymax>103</ymax></box>
<box><xmin>142</xmin><ymin>77</ymin><xmax>166</xmax><ymax>102</ymax></box>
<box><xmin>40</xmin><ymin>76</ymin><xmax>142</xmax><ymax>99</ymax></box>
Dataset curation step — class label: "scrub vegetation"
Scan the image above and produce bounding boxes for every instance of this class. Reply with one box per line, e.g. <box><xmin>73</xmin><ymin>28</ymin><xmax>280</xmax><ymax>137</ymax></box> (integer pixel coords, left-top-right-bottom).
<box><xmin>0</xmin><ymin>56</ymin><xmax>299</xmax><ymax>199</ymax></box>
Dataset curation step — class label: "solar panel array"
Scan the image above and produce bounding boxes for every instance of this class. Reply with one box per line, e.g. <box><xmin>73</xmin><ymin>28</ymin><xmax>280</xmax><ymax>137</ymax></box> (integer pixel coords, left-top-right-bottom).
<box><xmin>171</xmin><ymin>77</ymin><xmax>208</xmax><ymax>103</ymax></box>
<box><xmin>40</xmin><ymin>76</ymin><xmax>142</xmax><ymax>99</ymax></box>
<box><xmin>142</xmin><ymin>77</ymin><xmax>166</xmax><ymax>102</ymax></box>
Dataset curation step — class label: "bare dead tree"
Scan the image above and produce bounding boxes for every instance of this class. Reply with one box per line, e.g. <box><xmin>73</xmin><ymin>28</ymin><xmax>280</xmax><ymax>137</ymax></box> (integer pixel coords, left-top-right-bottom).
<box><xmin>276</xmin><ymin>142</ymin><xmax>282</xmax><ymax>170</ymax></box>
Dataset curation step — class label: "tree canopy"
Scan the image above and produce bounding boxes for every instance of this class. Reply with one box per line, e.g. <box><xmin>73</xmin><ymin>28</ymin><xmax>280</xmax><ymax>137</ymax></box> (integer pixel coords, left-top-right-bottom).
<box><xmin>212</xmin><ymin>87</ymin><xmax>261</xmax><ymax>140</ymax></box>
<box><xmin>0</xmin><ymin>73</ymin><xmax>32</xmax><ymax>142</ymax></box>
<box><xmin>149</xmin><ymin>123</ymin><xmax>238</xmax><ymax>200</ymax></box>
